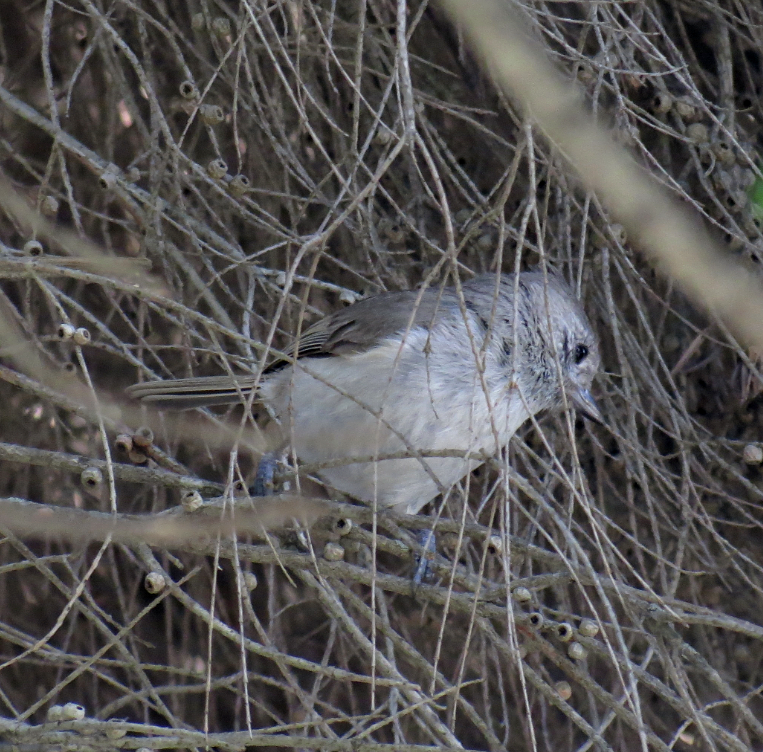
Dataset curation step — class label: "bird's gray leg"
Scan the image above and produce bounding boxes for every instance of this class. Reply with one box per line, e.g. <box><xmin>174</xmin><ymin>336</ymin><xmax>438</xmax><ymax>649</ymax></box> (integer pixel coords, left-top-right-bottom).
<box><xmin>251</xmin><ymin>452</ymin><xmax>311</xmax><ymax>551</ymax></box>
<box><xmin>250</xmin><ymin>452</ymin><xmax>280</xmax><ymax>496</ymax></box>
<box><xmin>249</xmin><ymin>451</ymin><xmax>310</xmax><ymax>551</ymax></box>
<box><xmin>413</xmin><ymin>527</ymin><xmax>437</xmax><ymax>585</ymax></box>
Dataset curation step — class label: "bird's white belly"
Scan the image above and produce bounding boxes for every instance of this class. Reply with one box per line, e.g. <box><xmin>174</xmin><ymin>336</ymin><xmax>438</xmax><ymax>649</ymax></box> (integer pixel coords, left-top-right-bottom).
<box><xmin>260</xmin><ymin>336</ymin><xmax>528</xmax><ymax>514</ymax></box>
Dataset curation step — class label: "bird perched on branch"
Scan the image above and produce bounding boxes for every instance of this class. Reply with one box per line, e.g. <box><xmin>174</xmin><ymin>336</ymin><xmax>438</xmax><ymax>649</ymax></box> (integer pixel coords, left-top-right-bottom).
<box><xmin>127</xmin><ymin>270</ymin><xmax>602</xmax><ymax>517</ymax></box>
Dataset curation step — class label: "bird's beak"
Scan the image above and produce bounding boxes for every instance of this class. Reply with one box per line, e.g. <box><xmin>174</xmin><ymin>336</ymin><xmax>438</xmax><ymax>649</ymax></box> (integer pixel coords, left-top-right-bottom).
<box><xmin>572</xmin><ymin>387</ymin><xmax>603</xmax><ymax>425</ymax></box>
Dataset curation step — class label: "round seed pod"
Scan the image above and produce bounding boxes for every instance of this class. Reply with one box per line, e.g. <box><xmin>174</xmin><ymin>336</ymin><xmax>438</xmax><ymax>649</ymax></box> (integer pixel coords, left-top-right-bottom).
<box><xmin>512</xmin><ymin>586</ymin><xmax>532</xmax><ymax>603</ymax></box>
<box><xmin>334</xmin><ymin>518</ymin><xmax>353</xmax><ymax>536</ymax></box>
<box><xmin>528</xmin><ymin>612</ymin><xmax>544</xmax><ymax>629</ymax></box>
<box><xmin>374</xmin><ymin>128</ymin><xmax>393</xmax><ymax>145</ymax></box>
<box><xmin>713</xmin><ymin>141</ymin><xmax>736</xmax><ymax>166</ymax></box>
<box><xmin>212</xmin><ymin>17</ymin><xmax>231</xmax><ymax>36</ymax></box>
<box><xmin>579</xmin><ymin>618</ymin><xmax>600</xmax><ymax>637</ymax></box>
<box><xmin>738</xmin><ymin>168</ymin><xmax>756</xmax><ymax>189</ymax></box>
<box><xmin>573</xmin><ymin>60</ymin><xmax>594</xmax><ymax>85</ymax></box>
<box><xmin>81</xmin><ymin>466</ymin><xmax>103</xmax><ymax>488</ymax></box>
<box><xmin>132</xmin><ymin>426</ymin><xmax>154</xmax><ymax>448</ymax></box>
<box><xmin>555</xmin><ymin>681</ymin><xmax>572</xmax><ymax>701</ymax></box>
<box><xmin>737</xmin><ymin>93</ymin><xmax>755</xmax><ymax>112</ymax></box>
<box><xmin>454</xmin><ymin>208</ymin><xmax>472</xmax><ymax>225</ymax></box>
<box><xmin>72</xmin><ymin>327</ymin><xmax>91</xmax><ymax>345</ymax></box>
<box><xmin>651</xmin><ymin>91</ymin><xmax>673</xmax><ymax>114</ymax></box>
<box><xmin>191</xmin><ymin>12</ymin><xmax>205</xmax><ymax>30</ymax></box>
<box><xmin>99</xmin><ymin>169</ymin><xmax>118</xmax><ymax>190</ymax></box>
<box><xmin>179</xmin><ymin>81</ymin><xmax>199</xmax><ymax>100</ymax></box>
<box><xmin>115</xmin><ymin>434</ymin><xmax>133</xmax><ymax>453</ymax></box>
<box><xmin>487</xmin><ymin>534</ymin><xmax>503</xmax><ymax>555</ymax></box>
<box><xmin>556</xmin><ymin>622</ymin><xmax>575</xmax><ymax>642</ymax></box>
<box><xmin>41</xmin><ymin>195</ymin><xmax>59</xmax><ymax>216</ymax></box>
<box><xmin>724</xmin><ymin>190</ymin><xmax>748</xmax><ymax>213</ymax></box>
<box><xmin>144</xmin><ymin>572</ymin><xmax>166</xmax><ymax>594</ymax></box>
<box><xmin>207</xmin><ymin>158</ymin><xmax>228</xmax><ymax>179</ymax></box>
<box><xmin>60</xmin><ymin>702</ymin><xmax>85</xmax><ymax>721</ymax></box>
<box><xmin>747</xmin><ymin>215</ymin><xmax>763</xmax><ymax>236</ymax></box>
<box><xmin>712</xmin><ymin>168</ymin><xmax>733</xmax><ymax>192</ymax></box>
<box><xmin>323</xmin><ymin>542</ymin><xmax>345</xmax><ymax>562</ymax></box>
<box><xmin>240</xmin><ymin>571</ymin><xmax>258</xmax><ymax>591</ymax></box>
<box><xmin>725</xmin><ymin>232</ymin><xmax>744</xmax><ymax>251</ymax></box>
<box><xmin>127</xmin><ymin>448</ymin><xmax>148</xmax><ymax>465</ymax></box>
<box><xmin>46</xmin><ymin>705</ymin><xmax>64</xmax><ymax>722</ymax></box>
<box><xmin>568</xmin><ymin>642</ymin><xmax>586</xmax><ymax>660</ymax></box>
<box><xmin>686</xmin><ymin>122</ymin><xmax>709</xmax><ymax>144</ymax></box>
<box><xmin>57</xmin><ymin>323</ymin><xmax>75</xmax><ymax>341</ymax></box>
<box><xmin>674</xmin><ymin>95</ymin><xmax>697</xmax><ymax>120</ymax></box>
<box><xmin>228</xmin><ymin>174</ymin><xmax>251</xmax><ymax>197</ymax></box>
<box><xmin>477</xmin><ymin>233</ymin><xmax>494</xmax><ymax>252</ymax></box>
<box><xmin>199</xmin><ymin>104</ymin><xmax>225</xmax><ymax>125</ymax></box>
<box><xmin>743</xmin><ymin>443</ymin><xmax>763</xmax><ymax>465</ymax></box>
<box><xmin>382</xmin><ymin>221</ymin><xmax>406</xmax><ymax>244</ymax></box>
<box><xmin>23</xmin><ymin>239</ymin><xmax>44</xmax><ymax>256</ymax></box>
<box><xmin>181</xmin><ymin>489</ymin><xmax>204</xmax><ymax>512</ymax></box>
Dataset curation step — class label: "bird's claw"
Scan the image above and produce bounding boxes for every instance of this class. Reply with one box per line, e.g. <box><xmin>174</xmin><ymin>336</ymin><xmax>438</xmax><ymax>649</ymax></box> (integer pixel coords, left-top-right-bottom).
<box><xmin>413</xmin><ymin>528</ymin><xmax>437</xmax><ymax>585</ymax></box>
<box><xmin>251</xmin><ymin>452</ymin><xmax>280</xmax><ymax>496</ymax></box>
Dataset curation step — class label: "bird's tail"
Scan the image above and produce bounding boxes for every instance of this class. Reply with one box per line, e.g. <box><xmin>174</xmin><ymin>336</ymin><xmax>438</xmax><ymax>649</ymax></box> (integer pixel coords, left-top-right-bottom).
<box><xmin>126</xmin><ymin>375</ymin><xmax>260</xmax><ymax>410</ymax></box>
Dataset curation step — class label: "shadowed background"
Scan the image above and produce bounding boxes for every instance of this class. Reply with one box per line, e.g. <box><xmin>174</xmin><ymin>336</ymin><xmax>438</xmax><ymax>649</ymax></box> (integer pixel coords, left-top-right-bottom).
<box><xmin>0</xmin><ymin>1</ymin><xmax>762</xmax><ymax>750</ymax></box>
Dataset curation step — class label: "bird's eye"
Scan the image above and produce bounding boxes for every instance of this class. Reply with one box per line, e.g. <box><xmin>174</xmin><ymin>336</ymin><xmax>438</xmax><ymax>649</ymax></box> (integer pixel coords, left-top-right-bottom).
<box><xmin>574</xmin><ymin>344</ymin><xmax>589</xmax><ymax>364</ymax></box>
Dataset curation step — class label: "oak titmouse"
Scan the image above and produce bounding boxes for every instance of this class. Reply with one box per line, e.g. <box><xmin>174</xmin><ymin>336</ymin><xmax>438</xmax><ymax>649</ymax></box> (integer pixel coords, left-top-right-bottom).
<box><xmin>127</xmin><ymin>271</ymin><xmax>601</xmax><ymax>515</ymax></box>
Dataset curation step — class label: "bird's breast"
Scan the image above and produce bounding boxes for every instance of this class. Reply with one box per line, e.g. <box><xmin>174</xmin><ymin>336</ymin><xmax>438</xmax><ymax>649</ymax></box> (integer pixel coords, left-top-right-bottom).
<box><xmin>259</xmin><ymin>325</ymin><xmax>530</xmax><ymax>512</ymax></box>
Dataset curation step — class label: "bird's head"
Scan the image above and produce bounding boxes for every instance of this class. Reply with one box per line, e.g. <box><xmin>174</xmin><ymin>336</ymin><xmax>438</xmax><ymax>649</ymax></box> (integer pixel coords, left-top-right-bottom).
<box><xmin>513</xmin><ymin>272</ymin><xmax>603</xmax><ymax>424</ymax></box>
<box><xmin>552</xmin><ymin>305</ymin><xmax>602</xmax><ymax>423</ymax></box>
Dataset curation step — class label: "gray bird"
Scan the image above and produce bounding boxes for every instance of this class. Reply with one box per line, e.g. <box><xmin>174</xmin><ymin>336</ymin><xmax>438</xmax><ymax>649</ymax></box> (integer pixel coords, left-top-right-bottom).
<box><xmin>127</xmin><ymin>271</ymin><xmax>601</xmax><ymax>516</ymax></box>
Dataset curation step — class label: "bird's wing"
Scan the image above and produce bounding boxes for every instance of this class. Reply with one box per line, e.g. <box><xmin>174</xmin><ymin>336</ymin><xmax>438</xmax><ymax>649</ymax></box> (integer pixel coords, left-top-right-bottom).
<box><xmin>127</xmin><ymin>285</ymin><xmax>456</xmax><ymax>408</ymax></box>
<box><xmin>264</xmin><ymin>286</ymin><xmax>454</xmax><ymax>371</ymax></box>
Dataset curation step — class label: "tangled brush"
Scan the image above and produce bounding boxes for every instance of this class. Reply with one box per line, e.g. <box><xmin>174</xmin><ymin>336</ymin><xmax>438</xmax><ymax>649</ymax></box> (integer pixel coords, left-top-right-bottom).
<box><xmin>0</xmin><ymin>1</ymin><xmax>762</xmax><ymax>750</ymax></box>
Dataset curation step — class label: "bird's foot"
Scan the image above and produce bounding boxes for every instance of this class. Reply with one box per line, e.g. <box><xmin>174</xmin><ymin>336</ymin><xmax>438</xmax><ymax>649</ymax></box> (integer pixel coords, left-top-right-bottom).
<box><xmin>412</xmin><ymin>528</ymin><xmax>437</xmax><ymax>585</ymax></box>
<box><xmin>250</xmin><ymin>452</ymin><xmax>288</xmax><ymax>496</ymax></box>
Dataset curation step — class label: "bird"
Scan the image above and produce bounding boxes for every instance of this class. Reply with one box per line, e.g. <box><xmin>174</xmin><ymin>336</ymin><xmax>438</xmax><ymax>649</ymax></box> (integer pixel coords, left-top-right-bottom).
<box><xmin>127</xmin><ymin>270</ymin><xmax>602</xmax><ymax>517</ymax></box>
